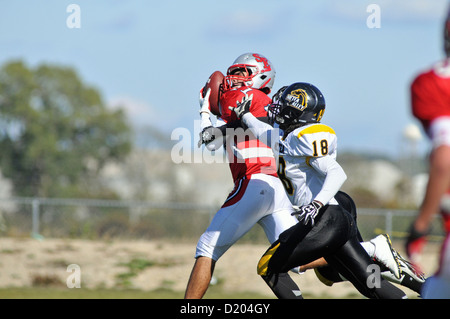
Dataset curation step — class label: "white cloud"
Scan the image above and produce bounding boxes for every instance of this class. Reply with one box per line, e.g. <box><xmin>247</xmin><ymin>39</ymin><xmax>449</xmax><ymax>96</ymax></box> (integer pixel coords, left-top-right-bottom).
<box><xmin>107</xmin><ymin>96</ymin><xmax>156</xmax><ymax>127</ymax></box>
<box><xmin>209</xmin><ymin>9</ymin><xmax>277</xmax><ymax>38</ymax></box>
<box><xmin>325</xmin><ymin>0</ymin><xmax>447</xmax><ymax>23</ymax></box>
<box><xmin>380</xmin><ymin>0</ymin><xmax>447</xmax><ymax>21</ymax></box>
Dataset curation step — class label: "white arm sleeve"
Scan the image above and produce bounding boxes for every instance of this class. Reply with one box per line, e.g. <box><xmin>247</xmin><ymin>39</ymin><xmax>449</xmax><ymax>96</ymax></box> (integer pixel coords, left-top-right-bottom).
<box><xmin>308</xmin><ymin>155</ymin><xmax>347</xmax><ymax>205</ymax></box>
<box><xmin>241</xmin><ymin>112</ymin><xmax>275</xmax><ymax>145</ymax></box>
<box><xmin>200</xmin><ymin>112</ymin><xmax>213</xmax><ymax>131</ymax></box>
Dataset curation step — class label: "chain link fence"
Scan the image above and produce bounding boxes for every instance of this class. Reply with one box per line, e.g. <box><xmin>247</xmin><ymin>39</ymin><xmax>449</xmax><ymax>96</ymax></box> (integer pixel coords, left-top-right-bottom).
<box><xmin>0</xmin><ymin>197</ymin><xmax>445</xmax><ymax>242</ymax></box>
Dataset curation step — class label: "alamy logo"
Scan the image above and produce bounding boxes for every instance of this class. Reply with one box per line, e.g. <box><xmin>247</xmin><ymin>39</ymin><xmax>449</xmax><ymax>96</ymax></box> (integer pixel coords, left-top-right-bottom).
<box><xmin>366</xmin><ymin>4</ymin><xmax>381</xmax><ymax>29</ymax></box>
<box><xmin>366</xmin><ymin>264</ymin><xmax>381</xmax><ymax>288</ymax></box>
<box><xmin>66</xmin><ymin>264</ymin><xmax>81</xmax><ymax>288</ymax></box>
<box><xmin>66</xmin><ymin>4</ymin><xmax>81</xmax><ymax>29</ymax></box>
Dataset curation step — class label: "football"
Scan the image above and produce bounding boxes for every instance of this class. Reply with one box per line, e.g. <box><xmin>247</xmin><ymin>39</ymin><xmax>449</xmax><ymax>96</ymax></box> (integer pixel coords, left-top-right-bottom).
<box><xmin>202</xmin><ymin>70</ymin><xmax>224</xmax><ymax>116</ymax></box>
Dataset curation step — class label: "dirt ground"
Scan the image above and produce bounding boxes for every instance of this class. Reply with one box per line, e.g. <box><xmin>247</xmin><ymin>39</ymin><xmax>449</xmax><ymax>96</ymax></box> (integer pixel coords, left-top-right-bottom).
<box><xmin>0</xmin><ymin>237</ymin><xmax>441</xmax><ymax>298</ymax></box>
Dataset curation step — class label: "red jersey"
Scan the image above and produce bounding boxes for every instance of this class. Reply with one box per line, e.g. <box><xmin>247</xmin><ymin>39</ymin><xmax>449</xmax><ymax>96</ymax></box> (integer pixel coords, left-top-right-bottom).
<box><xmin>411</xmin><ymin>58</ymin><xmax>450</xmax><ymax>132</ymax></box>
<box><xmin>219</xmin><ymin>87</ymin><xmax>277</xmax><ymax>182</ymax></box>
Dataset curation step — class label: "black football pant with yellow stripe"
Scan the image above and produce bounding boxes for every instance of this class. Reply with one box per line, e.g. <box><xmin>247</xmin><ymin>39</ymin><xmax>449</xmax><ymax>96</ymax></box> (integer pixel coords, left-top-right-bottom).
<box><xmin>258</xmin><ymin>202</ymin><xmax>406</xmax><ymax>299</ymax></box>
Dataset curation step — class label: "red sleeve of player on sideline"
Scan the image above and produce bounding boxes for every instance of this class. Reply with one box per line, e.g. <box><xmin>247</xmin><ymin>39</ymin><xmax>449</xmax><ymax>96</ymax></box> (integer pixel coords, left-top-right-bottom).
<box><xmin>411</xmin><ymin>69</ymin><xmax>450</xmax><ymax>131</ymax></box>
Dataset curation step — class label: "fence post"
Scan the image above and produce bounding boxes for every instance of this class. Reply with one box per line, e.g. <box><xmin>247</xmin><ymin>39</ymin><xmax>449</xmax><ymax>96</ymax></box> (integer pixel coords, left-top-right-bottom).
<box><xmin>385</xmin><ymin>210</ymin><xmax>393</xmax><ymax>236</ymax></box>
<box><xmin>31</xmin><ymin>198</ymin><xmax>40</xmax><ymax>238</ymax></box>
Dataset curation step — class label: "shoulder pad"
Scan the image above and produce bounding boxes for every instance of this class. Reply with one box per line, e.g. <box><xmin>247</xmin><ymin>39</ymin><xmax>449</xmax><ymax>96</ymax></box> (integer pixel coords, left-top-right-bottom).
<box><xmin>296</xmin><ymin>124</ymin><xmax>336</xmax><ymax>139</ymax></box>
<box><xmin>284</xmin><ymin>123</ymin><xmax>337</xmax><ymax>157</ymax></box>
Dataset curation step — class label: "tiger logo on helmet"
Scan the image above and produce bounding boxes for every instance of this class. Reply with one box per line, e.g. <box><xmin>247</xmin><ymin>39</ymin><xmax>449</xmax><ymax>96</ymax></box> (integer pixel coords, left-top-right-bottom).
<box><xmin>286</xmin><ymin>88</ymin><xmax>309</xmax><ymax>111</ymax></box>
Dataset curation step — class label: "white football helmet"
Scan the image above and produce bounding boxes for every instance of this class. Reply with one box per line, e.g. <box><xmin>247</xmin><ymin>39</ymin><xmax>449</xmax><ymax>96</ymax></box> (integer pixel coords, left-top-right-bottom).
<box><xmin>224</xmin><ymin>53</ymin><xmax>276</xmax><ymax>94</ymax></box>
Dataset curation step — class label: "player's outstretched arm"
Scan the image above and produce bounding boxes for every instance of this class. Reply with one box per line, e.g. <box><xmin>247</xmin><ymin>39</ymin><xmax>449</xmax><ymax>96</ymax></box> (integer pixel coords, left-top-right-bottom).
<box><xmin>309</xmin><ymin>155</ymin><xmax>347</xmax><ymax>206</ymax></box>
<box><xmin>229</xmin><ymin>94</ymin><xmax>275</xmax><ymax>144</ymax></box>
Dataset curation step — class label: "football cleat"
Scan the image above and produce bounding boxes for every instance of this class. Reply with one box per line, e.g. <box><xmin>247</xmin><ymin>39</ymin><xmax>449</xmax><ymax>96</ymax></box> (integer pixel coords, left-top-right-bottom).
<box><xmin>380</xmin><ymin>271</ymin><xmax>423</xmax><ymax>294</ymax></box>
<box><xmin>381</xmin><ymin>255</ymin><xmax>426</xmax><ymax>294</ymax></box>
<box><xmin>396</xmin><ymin>250</ymin><xmax>425</xmax><ymax>281</ymax></box>
<box><xmin>395</xmin><ymin>249</ymin><xmax>426</xmax><ymax>283</ymax></box>
<box><xmin>370</xmin><ymin>234</ymin><xmax>402</xmax><ymax>279</ymax></box>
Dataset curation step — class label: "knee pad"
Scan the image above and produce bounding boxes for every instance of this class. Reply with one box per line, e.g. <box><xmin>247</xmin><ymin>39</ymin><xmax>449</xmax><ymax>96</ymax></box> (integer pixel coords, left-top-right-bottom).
<box><xmin>314</xmin><ymin>268</ymin><xmax>335</xmax><ymax>287</ymax></box>
<box><xmin>314</xmin><ymin>266</ymin><xmax>346</xmax><ymax>287</ymax></box>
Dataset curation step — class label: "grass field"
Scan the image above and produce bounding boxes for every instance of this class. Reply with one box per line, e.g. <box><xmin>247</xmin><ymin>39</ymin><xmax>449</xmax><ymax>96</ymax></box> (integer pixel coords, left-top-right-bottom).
<box><xmin>0</xmin><ymin>237</ymin><xmax>437</xmax><ymax>299</ymax></box>
<box><xmin>0</xmin><ymin>286</ymin><xmax>359</xmax><ymax>299</ymax></box>
<box><xmin>0</xmin><ymin>287</ymin><xmax>273</xmax><ymax>299</ymax></box>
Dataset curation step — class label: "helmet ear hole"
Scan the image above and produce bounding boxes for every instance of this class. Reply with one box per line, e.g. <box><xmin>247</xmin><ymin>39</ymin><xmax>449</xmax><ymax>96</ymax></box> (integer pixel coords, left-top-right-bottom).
<box><xmin>260</xmin><ymin>87</ymin><xmax>271</xmax><ymax>94</ymax></box>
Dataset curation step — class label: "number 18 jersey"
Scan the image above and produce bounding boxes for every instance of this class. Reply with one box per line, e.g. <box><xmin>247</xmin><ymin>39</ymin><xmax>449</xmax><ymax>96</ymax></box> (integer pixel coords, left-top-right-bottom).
<box><xmin>276</xmin><ymin>123</ymin><xmax>338</xmax><ymax>206</ymax></box>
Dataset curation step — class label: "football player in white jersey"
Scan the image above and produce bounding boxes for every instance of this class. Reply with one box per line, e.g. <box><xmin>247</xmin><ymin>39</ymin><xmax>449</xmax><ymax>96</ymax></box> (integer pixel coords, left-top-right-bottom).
<box><xmin>230</xmin><ymin>82</ymin><xmax>412</xmax><ymax>298</ymax></box>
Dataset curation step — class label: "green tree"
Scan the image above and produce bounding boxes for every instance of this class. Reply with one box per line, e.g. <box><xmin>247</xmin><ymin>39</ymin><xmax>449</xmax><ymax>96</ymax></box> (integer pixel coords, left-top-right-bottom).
<box><xmin>0</xmin><ymin>60</ymin><xmax>132</xmax><ymax>198</ymax></box>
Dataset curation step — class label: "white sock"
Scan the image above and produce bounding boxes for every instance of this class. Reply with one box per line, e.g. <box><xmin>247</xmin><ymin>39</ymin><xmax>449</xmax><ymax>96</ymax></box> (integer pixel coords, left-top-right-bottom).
<box><xmin>360</xmin><ymin>241</ymin><xmax>376</xmax><ymax>257</ymax></box>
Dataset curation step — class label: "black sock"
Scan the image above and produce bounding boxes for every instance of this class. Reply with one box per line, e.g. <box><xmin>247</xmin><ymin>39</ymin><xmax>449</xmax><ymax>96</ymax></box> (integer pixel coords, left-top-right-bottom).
<box><xmin>262</xmin><ymin>272</ymin><xmax>303</xmax><ymax>299</ymax></box>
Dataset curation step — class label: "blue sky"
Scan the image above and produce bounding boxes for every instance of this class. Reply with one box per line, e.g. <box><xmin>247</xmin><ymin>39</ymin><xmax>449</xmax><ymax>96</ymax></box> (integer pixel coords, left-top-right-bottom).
<box><xmin>0</xmin><ymin>0</ymin><xmax>448</xmax><ymax>158</ymax></box>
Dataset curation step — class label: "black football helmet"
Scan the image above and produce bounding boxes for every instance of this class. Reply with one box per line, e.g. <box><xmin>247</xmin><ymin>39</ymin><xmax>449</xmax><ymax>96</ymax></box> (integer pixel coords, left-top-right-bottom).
<box><xmin>268</xmin><ymin>82</ymin><xmax>325</xmax><ymax>130</ymax></box>
<box><xmin>267</xmin><ymin>85</ymin><xmax>287</xmax><ymax>125</ymax></box>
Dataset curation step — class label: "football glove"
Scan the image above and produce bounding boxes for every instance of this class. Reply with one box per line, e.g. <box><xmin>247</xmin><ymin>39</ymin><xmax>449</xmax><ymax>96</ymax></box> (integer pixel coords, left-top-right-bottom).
<box><xmin>405</xmin><ymin>222</ymin><xmax>430</xmax><ymax>261</ymax></box>
<box><xmin>197</xmin><ymin>125</ymin><xmax>216</xmax><ymax>147</ymax></box>
<box><xmin>292</xmin><ymin>200</ymin><xmax>323</xmax><ymax>226</ymax></box>
<box><xmin>229</xmin><ymin>93</ymin><xmax>253</xmax><ymax>119</ymax></box>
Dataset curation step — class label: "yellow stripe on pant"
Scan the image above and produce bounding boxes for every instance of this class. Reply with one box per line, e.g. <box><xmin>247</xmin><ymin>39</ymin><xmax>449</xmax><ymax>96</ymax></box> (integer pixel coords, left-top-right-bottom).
<box><xmin>257</xmin><ymin>242</ymin><xmax>280</xmax><ymax>276</ymax></box>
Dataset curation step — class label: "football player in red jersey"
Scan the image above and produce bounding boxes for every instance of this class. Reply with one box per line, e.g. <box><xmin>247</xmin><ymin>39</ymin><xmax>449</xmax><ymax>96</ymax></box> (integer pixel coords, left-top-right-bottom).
<box><xmin>185</xmin><ymin>53</ymin><xmax>302</xmax><ymax>299</ymax></box>
<box><xmin>407</xmin><ymin>7</ymin><xmax>450</xmax><ymax>298</ymax></box>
